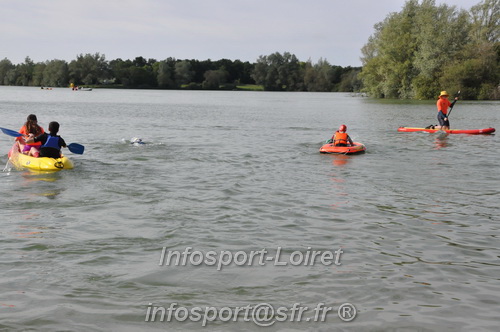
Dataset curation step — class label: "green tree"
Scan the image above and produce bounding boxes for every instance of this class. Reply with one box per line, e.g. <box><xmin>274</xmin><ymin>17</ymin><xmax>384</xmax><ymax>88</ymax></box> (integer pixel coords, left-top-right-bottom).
<box><xmin>4</xmin><ymin>68</ymin><xmax>18</xmax><ymax>85</ymax></box>
<box><xmin>109</xmin><ymin>58</ymin><xmax>132</xmax><ymax>86</ymax></box>
<box><xmin>360</xmin><ymin>0</ymin><xmax>497</xmax><ymax>99</ymax></box>
<box><xmin>0</xmin><ymin>58</ymin><xmax>15</xmax><ymax>85</ymax></box>
<box><xmin>339</xmin><ymin>67</ymin><xmax>362</xmax><ymax>92</ymax></box>
<box><xmin>43</xmin><ymin>60</ymin><xmax>69</xmax><ymax>87</ymax></box>
<box><xmin>251</xmin><ymin>52</ymin><xmax>303</xmax><ymax>91</ymax></box>
<box><xmin>231</xmin><ymin>60</ymin><xmax>254</xmax><ymax>84</ymax></box>
<box><xmin>412</xmin><ymin>0</ymin><xmax>470</xmax><ymax>99</ymax></box>
<box><xmin>362</xmin><ymin>1</ymin><xmax>422</xmax><ymax>98</ymax></box>
<box><xmin>132</xmin><ymin>56</ymin><xmax>148</xmax><ymax>68</ymax></box>
<box><xmin>32</xmin><ymin>62</ymin><xmax>46</xmax><ymax>86</ymax></box>
<box><xmin>469</xmin><ymin>0</ymin><xmax>499</xmax><ymax>43</ymax></box>
<box><xmin>127</xmin><ymin>66</ymin><xmax>156</xmax><ymax>88</ymax></box>
<box><xmin>213</xmin><ymin>58</ymin><xmax>253</xmax><ymax>84</ymax></box>
<box><xmin>251</xmin><ymin>55</ymin><xmax>273</xmax><ymax>90</ymax></box>
<box><xmin>175</xmin><ymin>60</ymin><xmax>194</xmax><ymax>86</ymax></box>
<box><xmin>156</xmin><ymin>58</ymin><xmax>176</xmax><ymax>88</ymax></box>
<box><xmin>202</xmin><ymin>69</ymin><xmax>228</xmax><ymax>89</ymax></box>
<box><xmin>440</xmin><ymin>0</ymin><xmax>499</xmax><ymax>99</ymax></box>
<box><xmin>441</xmin><ymin>42</ymin><xmax>499</xmax><ymax>99</ymax></box>
<box><xmin>304</xmin><ymin>58</ymin><xmax>335</xmax><ymax>92</ymax></box>
<box><xmin>16</xmin><ymin>57</ymin><xmax>35</xmax><ymax>86</ymax></box>
<box><xmin>69</xmin><ymin>53</ymin><xmax>109</xmax><ymax>85</ymax></box>
<box><xmin>280</xmin><ymin>52</ymin><xmax>303</xmax><ymax>91</ymax></box>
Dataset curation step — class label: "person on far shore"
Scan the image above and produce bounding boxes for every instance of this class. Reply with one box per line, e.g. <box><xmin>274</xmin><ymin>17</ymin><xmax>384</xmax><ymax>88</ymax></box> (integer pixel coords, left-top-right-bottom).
<box><xmin>25</xmin><ymin>121</ymin><xmax>67</xmax><ymax>158</ymax></box>
<box><xmin>331</xmin><ymin>124</ymin><xmax>354</xmax><ymax>146</ymax></box>
<box><xmin>436</xmin><ymin>91</ymin><xmax>458</xmax><ymax>130</ymax></box>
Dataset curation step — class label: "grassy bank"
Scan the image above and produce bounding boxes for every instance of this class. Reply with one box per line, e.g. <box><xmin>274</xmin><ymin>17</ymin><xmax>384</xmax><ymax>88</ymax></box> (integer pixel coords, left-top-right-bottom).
<box><xmin>235</xmin><ymin>84</ymin><xmax>264</xmax><ymax>91</ymax></box>
<box><xmin>71</xmin><ymin>83</ymin><xmax>265</xmax><ymax>91</ymax></box>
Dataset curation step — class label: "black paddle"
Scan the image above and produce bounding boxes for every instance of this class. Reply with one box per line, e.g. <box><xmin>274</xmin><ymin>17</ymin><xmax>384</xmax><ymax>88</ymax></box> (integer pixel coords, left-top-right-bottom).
<box><xmin>446</xmin><ymin>90</ymin><xmax>461</xmax><ymax>118</ymax></box>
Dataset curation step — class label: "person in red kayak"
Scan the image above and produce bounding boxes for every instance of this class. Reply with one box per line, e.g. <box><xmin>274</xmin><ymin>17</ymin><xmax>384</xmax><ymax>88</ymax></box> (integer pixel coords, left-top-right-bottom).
<box><xmin>436</xmin><ymin>91</ymin><xmax>459</xmax><ymax>130</ymax></box>
<box><xmin>331</xmin><ymin>124</ymin><xmax>354</xmax><ymax>146</ymax></box>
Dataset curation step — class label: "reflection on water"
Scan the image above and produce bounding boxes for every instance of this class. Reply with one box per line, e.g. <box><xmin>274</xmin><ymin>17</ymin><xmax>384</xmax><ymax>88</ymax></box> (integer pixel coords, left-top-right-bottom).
<box><xmin>326</xmin><ymin>155</ymin><xmax>351</xmax><ymax>210</ymax></box>
<box><xmin>19</xmin><ymin>170</ymin><xmax>64</xmax><ymax>199</ymax></box>
<box><xmin>434</xmin><ymin>131</ymin><xmax>450</xmax><ymax>150</ymax></box>
<box><xmin>434</xmin><ymin>135</ymin><xmax>449</xmax><ymax>149</ymax></box>
<box><xmin>12</xmin><ymin>225</ymin><xmax>46</xmax><ymax>238</ymax></box>
<box><xmin>21</xmin><ymin>170</ymin><xmax>61</xmax><ymax>182</ymax></box>
<box><xmin>330</xmin><ymin>154</ymin><xmax>351</xmax><ymax>167</ymax></box>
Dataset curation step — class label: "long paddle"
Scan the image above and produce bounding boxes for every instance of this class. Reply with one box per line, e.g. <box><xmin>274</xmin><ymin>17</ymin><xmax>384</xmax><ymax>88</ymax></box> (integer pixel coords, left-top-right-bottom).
<box><xmin>446</xmin><ymin>90</ymin><xmax>461</xmax><ymax>118</ymax></box>
<box><xmin>0</xmin><ymin>127</ymin><xmax>85</xmax><ymax>154</ymax></box>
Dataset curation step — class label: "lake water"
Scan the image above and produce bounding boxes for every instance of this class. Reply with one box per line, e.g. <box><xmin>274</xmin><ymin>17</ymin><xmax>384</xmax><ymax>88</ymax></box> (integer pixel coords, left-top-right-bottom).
<box><xmin>0</xmin><ymin>86</ymin><xmax>499</xmax><ymax>331</ymax></box>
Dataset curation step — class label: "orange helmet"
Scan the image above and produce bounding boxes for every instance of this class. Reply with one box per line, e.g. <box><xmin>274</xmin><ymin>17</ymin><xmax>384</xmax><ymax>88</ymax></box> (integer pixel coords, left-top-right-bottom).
<box><xmin>339</xmin><ymin>124</ymin><xmax>347</xmax><ymax>132</ymax></box>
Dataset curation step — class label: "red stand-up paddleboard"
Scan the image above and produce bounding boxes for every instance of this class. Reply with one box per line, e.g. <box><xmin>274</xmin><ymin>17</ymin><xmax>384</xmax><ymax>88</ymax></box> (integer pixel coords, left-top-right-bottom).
<box><xmin>398</xmin><ymin>127</ymin><xmax>495</xmax><ymax>135</ymax></box>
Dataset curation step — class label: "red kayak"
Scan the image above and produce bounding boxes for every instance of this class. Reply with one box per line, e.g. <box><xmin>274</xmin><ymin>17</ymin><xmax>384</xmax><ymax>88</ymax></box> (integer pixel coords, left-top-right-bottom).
<box><xmin>319</xmin><ymin>142</ymin><xmax>366</xmax><ymax>154</ymax></box>
<box><xmin>398</xmin><ymin>127</ymin><xmax>495</xmax><ymax>135</ymax></box>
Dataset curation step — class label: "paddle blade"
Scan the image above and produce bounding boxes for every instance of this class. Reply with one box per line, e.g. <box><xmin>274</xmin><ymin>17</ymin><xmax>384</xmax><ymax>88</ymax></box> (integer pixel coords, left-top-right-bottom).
<box><xmin>0</xmin><ymin>127</ymin><xmax>22</xmax><ymax>137</ymax></box>
<box><xmin>67</xmin><ymin>143</ymin><xmax>85</xmax><ymax>154</ymax></box>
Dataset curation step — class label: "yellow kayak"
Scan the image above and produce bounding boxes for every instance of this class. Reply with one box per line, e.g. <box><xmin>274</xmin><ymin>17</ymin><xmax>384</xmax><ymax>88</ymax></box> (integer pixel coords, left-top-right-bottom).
<box><xmin>8</xmin><ymin>145</ymin><xmax>73</xmax><ymax>171</ymax></box>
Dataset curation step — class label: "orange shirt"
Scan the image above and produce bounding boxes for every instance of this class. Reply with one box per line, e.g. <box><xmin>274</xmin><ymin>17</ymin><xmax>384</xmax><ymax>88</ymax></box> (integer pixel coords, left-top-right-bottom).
<box><xmin>437</xmin><ymin>97</ymin><xmax>451</xmax><ymax>115</ymax></box>
<box><xmin>18</xmin><ymin>125</ymin><xmax>45</xmax><ymax>146</ymax></box>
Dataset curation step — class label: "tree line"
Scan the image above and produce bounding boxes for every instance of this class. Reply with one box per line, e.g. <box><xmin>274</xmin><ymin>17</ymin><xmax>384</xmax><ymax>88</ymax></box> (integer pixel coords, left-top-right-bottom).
<box><xmin>0</xmin><ymin>53</ymin><xmax>361</xmax><ymax>93</ymax></box>
<box><xmin>360</xmin><ymin>0</ymin><xmax>499</xmax><ymax>100</ymax></box>
<box><xmin>1</xmin><ymin>0</ymin><xmax>496</xmax><ymax>99</ymax></box>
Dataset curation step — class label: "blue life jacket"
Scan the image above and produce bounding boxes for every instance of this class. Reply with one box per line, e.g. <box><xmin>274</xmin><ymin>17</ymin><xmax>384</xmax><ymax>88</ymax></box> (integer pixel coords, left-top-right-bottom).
<box><xmin>42</xmin><ymin>134</ymin><xmax>60</xmax><ymax>150</ymax></box>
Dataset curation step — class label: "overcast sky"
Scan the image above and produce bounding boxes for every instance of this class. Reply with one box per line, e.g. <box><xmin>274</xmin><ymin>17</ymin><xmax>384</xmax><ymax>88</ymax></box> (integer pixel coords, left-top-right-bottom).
<box><xmin>0</xmin><ymin>0</ymin><xmax>482</xmax><ymax>67</ymax></box>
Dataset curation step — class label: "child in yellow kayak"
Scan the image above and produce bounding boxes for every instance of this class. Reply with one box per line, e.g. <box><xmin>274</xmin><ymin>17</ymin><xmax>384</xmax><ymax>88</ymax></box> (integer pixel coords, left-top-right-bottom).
<box><xmin>25</xmin><ymin>121</ymin><xmax>67</xmax><ymax>158</ymax></box>
<box><xmin>16</xmin><ymin>114</ymin><xmax>44</xmax><ymax>156</ymax></box>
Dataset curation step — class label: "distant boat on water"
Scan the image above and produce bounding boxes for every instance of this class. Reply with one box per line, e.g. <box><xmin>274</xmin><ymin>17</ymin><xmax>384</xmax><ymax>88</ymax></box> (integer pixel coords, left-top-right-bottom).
<box><xmin>69</xmin><ymin>83</ymin><xmax>92</xmax><ymax>91</ymax></box>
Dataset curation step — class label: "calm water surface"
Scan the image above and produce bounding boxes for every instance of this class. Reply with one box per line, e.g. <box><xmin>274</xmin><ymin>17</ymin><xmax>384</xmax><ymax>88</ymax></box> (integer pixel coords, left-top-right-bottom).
<box><xmin>0</xmin><ymin>86</ymin><xmax>499</xmax><ymax>331</ymax></box>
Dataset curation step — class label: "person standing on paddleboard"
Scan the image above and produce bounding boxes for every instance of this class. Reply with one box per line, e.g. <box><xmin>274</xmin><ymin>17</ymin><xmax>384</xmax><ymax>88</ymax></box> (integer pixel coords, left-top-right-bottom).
<box><xmin>437</xmin><ymin>91</ymin><xmax>458</xmax><ymax>130</ymax></box>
